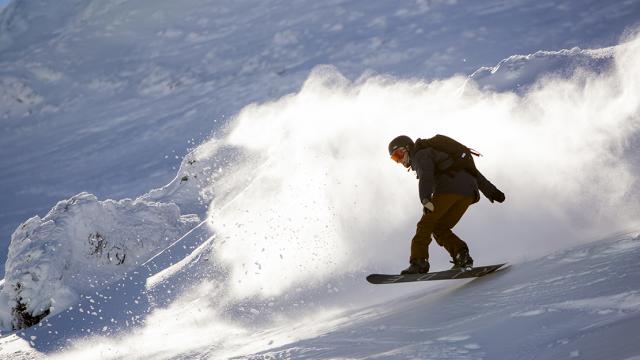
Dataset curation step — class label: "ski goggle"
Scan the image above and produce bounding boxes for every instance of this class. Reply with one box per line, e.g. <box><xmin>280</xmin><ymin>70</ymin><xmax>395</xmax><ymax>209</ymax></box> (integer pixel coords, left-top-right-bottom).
<box><xmin>390</xmin><ymin>147</ymin><xmax>406</xmax><ymax>163</ymax></box>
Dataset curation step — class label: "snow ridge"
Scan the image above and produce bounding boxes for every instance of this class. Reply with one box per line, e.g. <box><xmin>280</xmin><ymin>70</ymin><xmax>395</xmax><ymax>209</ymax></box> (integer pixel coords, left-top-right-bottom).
<box><xmin>470</xmin><ymin>47</ymin><xmax>615</xmax><ymax>92</ymax></box>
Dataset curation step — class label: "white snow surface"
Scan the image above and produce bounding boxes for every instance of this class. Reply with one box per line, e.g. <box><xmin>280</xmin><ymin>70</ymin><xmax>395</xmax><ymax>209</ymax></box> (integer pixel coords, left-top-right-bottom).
<box><xmin>1</xmin><ymin>0</ymin><xmax>639</xmax><ymax>274</ymax></box>
<box><xmin>1</xmin><ymin>0</ymin><xmax>640</xmax><ymax>359</ymax></box>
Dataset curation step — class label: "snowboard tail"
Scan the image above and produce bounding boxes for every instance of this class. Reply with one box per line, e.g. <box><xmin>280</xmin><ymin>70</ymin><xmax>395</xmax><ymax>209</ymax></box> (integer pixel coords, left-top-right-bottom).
<box><xmin>366</xmin><ymin>263</ymin><xmax>507</xmax><ymax>284</ymax></box>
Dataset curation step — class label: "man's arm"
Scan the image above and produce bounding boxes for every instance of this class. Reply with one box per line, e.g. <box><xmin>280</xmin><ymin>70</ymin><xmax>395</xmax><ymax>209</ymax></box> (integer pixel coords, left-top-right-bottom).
<box><xmin>413</xmin><ymin>150</ymin><xmax>435</xmax><ymax>205</ymax></box>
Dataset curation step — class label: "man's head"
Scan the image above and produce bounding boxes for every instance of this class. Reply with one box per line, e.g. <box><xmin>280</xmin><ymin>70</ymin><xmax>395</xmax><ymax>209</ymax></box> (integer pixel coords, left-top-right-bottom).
<box><xmin>388</xmin><ymin>135</ymin><xmax>414</xmax><ymax>168</ymax></box>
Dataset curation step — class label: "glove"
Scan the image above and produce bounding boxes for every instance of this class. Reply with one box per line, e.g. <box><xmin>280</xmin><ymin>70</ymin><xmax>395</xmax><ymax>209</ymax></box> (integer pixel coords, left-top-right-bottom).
<box><xmin>422</xmin><ymin>200</ymin><xmax>435</xmax><ymax>215</ymax></box>
<box><xmin>476</xmin><ymin>174</ymin><xmax>505</xmax><ymax>204</ymax></box>
<box><xmin>490</xmin><ymin>189</ymin><xmax>505</xmax><ymax>203</ymax></box>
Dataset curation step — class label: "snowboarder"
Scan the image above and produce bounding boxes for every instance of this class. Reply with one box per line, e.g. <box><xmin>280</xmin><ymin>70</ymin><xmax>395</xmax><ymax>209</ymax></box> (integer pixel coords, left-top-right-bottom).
<box><xmin>388</xmin><ymin>135</ymin><xmax>505</xmax><ymax>275</ymax></box>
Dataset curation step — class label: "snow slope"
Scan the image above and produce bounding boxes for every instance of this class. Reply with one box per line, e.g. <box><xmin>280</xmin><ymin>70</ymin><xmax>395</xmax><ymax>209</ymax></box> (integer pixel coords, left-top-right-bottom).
<box><xmin>1</xmin><ymin>0</ymin><xmax>640</xmax><ymax>276</ymax></box>
<box><xmin>0</xmin><ymin>31</ymin><xmax>639</xmax><ymax>359</ymax></box>
<box><xmin>2</xmin><ymin>231</ymin><xmax>639</xmax><ymax>359</ymax></box>
<box><xmin>1</xmin><ymin>0</ymin><xmax>640</xmax><ymax>359</ymax></box>
<box><xmin>241</xmin><ymin>232</ymin><xmax>640</xmax><ymax>360</ymax></box>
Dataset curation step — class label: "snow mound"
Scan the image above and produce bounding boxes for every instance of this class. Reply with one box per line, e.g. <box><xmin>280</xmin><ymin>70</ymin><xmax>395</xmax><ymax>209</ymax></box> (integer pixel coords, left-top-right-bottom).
<box><xmin>470</xmin><ymin>47</ymin><xmax>615</xmax><ymax>93</ymax></box>
<box><xmin>0</xmin><ymin>192</ymin><xmax>198</xmax><ymax>330</ymax></box>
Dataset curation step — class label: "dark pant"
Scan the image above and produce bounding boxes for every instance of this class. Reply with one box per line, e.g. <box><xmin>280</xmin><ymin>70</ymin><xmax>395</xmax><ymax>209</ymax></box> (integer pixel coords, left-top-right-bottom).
<box><xmin>410</xmin><ymin>193</ymin><xmax>474</xmax><ymax>261</ymax></box>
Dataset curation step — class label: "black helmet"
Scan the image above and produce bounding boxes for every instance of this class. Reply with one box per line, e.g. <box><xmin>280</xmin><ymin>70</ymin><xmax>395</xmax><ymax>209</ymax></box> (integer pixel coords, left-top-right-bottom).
<box><xmin>388</xmin><ymin>135</ymin><xmax>414</xmax><ymax>155</ymax></box>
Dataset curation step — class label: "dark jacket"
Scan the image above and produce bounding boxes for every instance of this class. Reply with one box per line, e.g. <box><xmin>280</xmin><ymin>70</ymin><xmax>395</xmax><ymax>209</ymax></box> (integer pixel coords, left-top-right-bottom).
<box><xmin>410</xmin><ymin>147</ymin><xmax>480</xmax><ymax>204</ymax></box>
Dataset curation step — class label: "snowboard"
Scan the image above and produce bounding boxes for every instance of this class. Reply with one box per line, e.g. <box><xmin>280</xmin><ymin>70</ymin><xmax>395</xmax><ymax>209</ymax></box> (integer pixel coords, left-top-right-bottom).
<box><xmin>366</xmin><ymin>263</ymin><xmax>507</xmax><ymax>284</ymax></box>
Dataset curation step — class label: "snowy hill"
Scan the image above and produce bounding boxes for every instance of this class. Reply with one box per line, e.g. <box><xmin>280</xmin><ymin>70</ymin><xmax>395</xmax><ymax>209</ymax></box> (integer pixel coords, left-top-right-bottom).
<box><xmin>1</xmin><ymin>0</ymin><xmax>640</xmax><ymax>274</ymax></box>
<box><xmin>1</xmin><ymin>0</ymin><xmax>640</xmax><ymax>359</ymax></box>
<box><xmin>243</xmin><ymin>232</ymin><xmax>640</xmax><ymax>360</ymax></box>
<box><xmin>2</xmin><ymin>231</ymin><xmax>639</xmax><ymax>359</ymax></box>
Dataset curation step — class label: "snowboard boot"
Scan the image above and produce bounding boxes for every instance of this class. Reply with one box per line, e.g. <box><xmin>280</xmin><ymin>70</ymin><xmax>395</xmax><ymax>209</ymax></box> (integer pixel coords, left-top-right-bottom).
<box><xmin>401</xmin><ymin>258</ymin><xmax>430</xmax><ymax>275</ymax></box>
<box><xmin>450</xmin><ymin>249</ymin><xmax>474</xmax><ymax>270</ymax></box>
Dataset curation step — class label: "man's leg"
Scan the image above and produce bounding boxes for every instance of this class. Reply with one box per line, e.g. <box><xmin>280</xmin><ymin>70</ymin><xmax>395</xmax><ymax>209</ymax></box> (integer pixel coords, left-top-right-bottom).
<box><xmin>432</xmin><ymin>194</ymin><xmax>475</xmax><ymax>259</ymax></box>
<box><xmin>409</xmin><ymin>194</ymin><xmax>460</xmax><ymax>261</ymax></box>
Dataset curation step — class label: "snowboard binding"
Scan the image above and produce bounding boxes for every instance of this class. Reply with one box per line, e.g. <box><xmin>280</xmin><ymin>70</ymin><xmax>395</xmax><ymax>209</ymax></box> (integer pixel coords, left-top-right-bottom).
<box><xmin>450</xmin><ymin>250</ymin><xmax>474</xmax><ymax>271</ymax></box>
